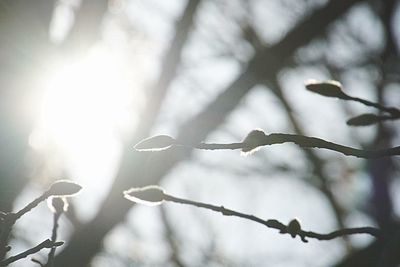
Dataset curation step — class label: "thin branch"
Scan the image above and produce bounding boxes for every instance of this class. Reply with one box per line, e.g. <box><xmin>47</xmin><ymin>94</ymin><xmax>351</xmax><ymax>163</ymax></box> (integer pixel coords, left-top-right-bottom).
<box><xmin>14</xmin><ymin>193</ymin><xmax>49</xmax><ymax>220</ymax></box>
<box><xmin>45</xmin><ymin>213</ymin><xmax>61</xmax><ymax>267</ymax></box>
<box><xmin>194</xmin><ymin>143</ymin><xmax>242</xmax><ymax>150</ymax></box>
<box><xmin>0</xmin><ymin>192</ymin><xmax>50</xmax><ymax>259</ymax></box>
<box><xmin>345</xmin><ymin>95</ymin><xmax>400</xmax><ymax>118</ymax></box>
<box><xmin>305</xmin><ymin>80</ymin><xmax>400</xmax><ymax>118</ymax></box>
<box><xmin>162</xmin><ymin>194</ymin><xmax>381</xmax><ymax>242</ymax></box>
<box><xmin>192</xmin><ymin>133</ymin><xmax>400</xmax><ymax>158</ymax></box>
<box><xmin>0</xmin><ymin>239</ymin><xmax>63</xmax><ymax>266</ymax></box>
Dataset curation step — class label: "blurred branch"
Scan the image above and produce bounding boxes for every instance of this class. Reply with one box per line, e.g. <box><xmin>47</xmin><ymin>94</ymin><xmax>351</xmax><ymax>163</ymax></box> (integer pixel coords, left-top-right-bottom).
<box><xmin>333</xmin><ymin>1</ymin><xmax>400</xmax><ymax>266</ymax></box>
<box><xmin>55</xmin><ymin>1</ymin><xmax>202</xmax><ymax>266</ymax></box>
<box><xmin>62</xmin><ymin>0</ymin><xmax>108</xmax><ymax>52</ymax></box>
<box><xmin>160</xmin><ymin>206</ymin><xmax>187</xmax><ymax>267</ymax></box>
<box><xmin>195</xmin><ymin>157</ymin><xmax>295</xmax><ymax>177</ymax></box>
<box><xmin>139</xmin><ymin>0</ymin><xmax>202</xmax><ymax>133</ymax></box>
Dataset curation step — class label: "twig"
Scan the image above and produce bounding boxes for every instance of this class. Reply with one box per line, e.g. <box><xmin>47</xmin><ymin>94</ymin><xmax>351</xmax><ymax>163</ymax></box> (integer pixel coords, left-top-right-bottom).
<box><xmin>162</xmin><ymin>194</ymin><xmax>381</xmax><ymax>242</ymax></box>
<box><xmin>194</xmin><ymin>133</ymin><xmax>400</xmax><ymax>158</ymax></box>
<box><xmin>0</xmin><ymin>193</ymin><xmax>49</xmax><ymax>260</ymax></box>
<box><xmin>305</xmin><ymin>80</ymin><xmax>400</xmax><ymax>118</ymax></box>
<box><xmin>45</xmin><ymin>212</ymin><xmax>61</xmax><ymax>267</ymax></box>
<box><xmin>14</xmin><ymin>193</ymin><xmax>49</xmax><ymax>220</ymax></box>
<box><xmin>0</xmin><ymin>239</ymin><xmax>63</xmax><ymax>266</ymax></box>
<box><xmin>346</xmin><ymin>95</ymin><xmax>400</xmax><ymax>117</ymax></box>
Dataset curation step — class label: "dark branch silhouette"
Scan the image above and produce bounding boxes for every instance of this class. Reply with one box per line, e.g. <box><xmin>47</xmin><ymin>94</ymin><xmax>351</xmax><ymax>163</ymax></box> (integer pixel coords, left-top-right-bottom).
<box><xmin>305</xmin><ymin>80</ymin><xmax>400</xmax><ymax>121</ymax></box>
<box><xmin>196</xmin><ymin>133</ymin><xmax>400</xmax><ymax>158</ymax></box>
<box><xmin>163</xmin><ymin>194</ymin><xmax>381</xmax><ymax>242</ymax></box>
<box><xmin>123</xmin><ymin>187</ymin><xmax>381</xmax><ymax>243</ymax></box>
<box><xmin>0</xmin><ymin>240</ymin><xmax>63</xmax><ymax>266</ymax></box>
<box><xmin>135</xmin><ymin>131</ymin><xmax>400</xmax><ymax>158</ymax></box>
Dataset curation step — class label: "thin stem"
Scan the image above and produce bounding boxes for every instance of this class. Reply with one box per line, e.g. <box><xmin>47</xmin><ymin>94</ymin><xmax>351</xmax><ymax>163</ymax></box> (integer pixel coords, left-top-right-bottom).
<box><xmin>0</xmin><ymin>192</ymin><xmax>50</xmax><ymax>260</ymax></box>
<box><xmin>195</xmin><ymin>142</ymin><xmax>243</xmax><ymax>150</ymax></box>
<box><xmin>163</xmin><ymin>194</ymin><xmax>381</xmax><ymax>242</ymax></box>
<box><xmin>262</xmin><ymin>133</ymin><xmax>400</xmax><ymax>158</ymax></box>
<box><xmin>0</xmin><ymin>239</ymin><xmax>63</xmax><ymax>266</ymax></box>
<box><xmin>15</xmin><ymin>193</ymin><xmax>49</xmax><ymax>220</ymax></box>
<box><xmin>192</xmin><ymin>133</ymin><xmax>400</xmax><ymax>158</ymax></box>
<box><xmin>346</xmin><ymin>95</ymin><xmax>400</xmax><ymax>117</ymax></box>
<box><xmin>46</xmin><ymin>212</ymin><xmax>61</xmax><ymax>267</ymax></box>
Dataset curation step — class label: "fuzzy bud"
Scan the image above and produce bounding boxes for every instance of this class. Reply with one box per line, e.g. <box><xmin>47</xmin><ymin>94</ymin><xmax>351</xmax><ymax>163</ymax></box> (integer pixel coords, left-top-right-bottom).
<box><xmin>123</xmin><ymin>185</ymin><xmax>166</xmax><ymax>206</ymax></box>
<box><xmin>287</xmin><ymin>218</ymin><xmax>302</xmax><ymax>238</ymax></box>
<box><xmin>47</xmin><ymin>180</ymin><xmax>82</xmax><ymax>197</ymax></box>
<box><xmin>346</xmin><ymin>113</ymin><xmax>381</xmax><ymax>126</ymax></box>
<box><xmin>47</xmin><ymin>197</ymin><xmax>69</xmax><ymax>213</ymax></box>
<box><xmin>241</xmin><ymin>129</ymin><xmax>266</xmax><ymax>156</ymax></box>
<box><xmin>305</xmin><ymin>80</ymin><xmax>348</xmax><ymax>99</ymax></box>
<box><xmin>134</xmin><ymin>135</ymin><xmax>176</xmax><ymax>152</ymax></box>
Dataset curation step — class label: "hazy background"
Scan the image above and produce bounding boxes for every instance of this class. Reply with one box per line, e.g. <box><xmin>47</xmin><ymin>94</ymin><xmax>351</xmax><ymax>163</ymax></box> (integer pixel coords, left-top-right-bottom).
<box><xmin>0</xmin><ymin>0</ymin><xmax>399</xmax><ymax>266</ymax></box>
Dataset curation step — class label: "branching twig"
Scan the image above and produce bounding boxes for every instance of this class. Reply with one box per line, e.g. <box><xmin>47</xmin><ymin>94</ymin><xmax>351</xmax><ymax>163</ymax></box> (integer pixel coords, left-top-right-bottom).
<box><xmin>124</xmin><ymin>187</ymin><xmax>381</xmax><ymax>243</ymax></box>
<box><xmin>135</xmin><ymin>131</ymin><xmax>400</xmax><ymax>158</ymax></box>
<box><xmin>0</xmin><ymin>194</ymin><xmax>48</xmax><ymax>259</ymax></box>
<box><xmin>14</xmin><ymin>194</ymin><xmax>49</xmax><ymax>221</ymax></box>
<box><xmin>194</xmin><ymin>133</ymin><xmax>400</xmax><ymax>158</ymax></box>
<box><xmin>0</xmin><ymin>181</ymin><xmax>80</xmax><ymax>262</ymax></box>
<box><xmin>305</xmin><ymin>80</ymin><xmax>400</xmax><ymax>118</ymax></box>
<box><xmin>45</xmin><ymin>213</ymin><xmax>61</xmax><ymax>267</ymax></box>
<box><xmin>162</xmin><ymin>194</ymin><xmax>381</xmax><ymax>243</ymax></box>
<box><xmin>345</xmin><ymin>95</ymin><xmax>400</xmax><ymax>118</ymax></box>
<box><xmin>0</xmin><ymin>239</ymin><xmax>63</xmax><ymax>266</ymax></box>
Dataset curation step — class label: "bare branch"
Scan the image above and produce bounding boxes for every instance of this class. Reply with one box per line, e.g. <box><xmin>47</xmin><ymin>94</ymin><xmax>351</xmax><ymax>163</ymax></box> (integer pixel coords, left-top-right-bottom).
<box><xmin>0</xmin><ymin>240</ymin><xmax>63</xmax><ymax>266</ymax></box>
<box><xmin>194</xmin><ymin>133</ymin><xmax>400</xmax><ymax>158</ymax></box>
<box><xmin>161</xmin><ymin>194</ymin><xmax>381</xmax><ymax>243</ymax></box>
<box><xmin>136</xmin><ymin>131</ymin><xmax>400</xmax><ymax>158</ymax></box>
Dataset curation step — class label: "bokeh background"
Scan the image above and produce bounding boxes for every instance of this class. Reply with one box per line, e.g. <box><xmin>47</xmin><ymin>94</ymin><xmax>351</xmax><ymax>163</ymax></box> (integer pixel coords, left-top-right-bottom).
<box><xmin>1</xmin><ymin>0</ymin><xmax>400</xmax><ymax>266</ymax></box>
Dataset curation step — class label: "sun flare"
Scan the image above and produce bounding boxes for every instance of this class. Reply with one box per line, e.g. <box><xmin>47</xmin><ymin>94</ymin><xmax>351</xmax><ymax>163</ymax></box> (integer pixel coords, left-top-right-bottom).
<box><xmin>30</xmin><ymin>48</ymin><xmax>138</xmax><ymax>186</ymax></box>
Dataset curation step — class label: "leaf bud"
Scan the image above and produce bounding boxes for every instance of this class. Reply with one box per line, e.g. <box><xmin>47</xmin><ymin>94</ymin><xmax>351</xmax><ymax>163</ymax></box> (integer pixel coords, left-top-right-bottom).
<box><xmin>287</xmin><ymin>218</ymin><xmax>302</xmax><ymax>238</ymax></box>
<box><xmin>47</xmin><ymin>197</ymin><xmax>69</xmax><ymax>213</ymax></box>
<box><xmin>305</xmin><ymin>80</ymin><xmax>348</xmax><ymax>99</ymax></box>
<box><xmin>123</xmin><ymin>185</ymin><xmax>166</xmax><ymax>206</ymax></box>
<box><xmin>346</xmin><ymin>113</ymin><xmax>381</xmax><ymax>126</ymax></box>
<box><xmin>47</xmin><ymin>180</ymin><xmax>82</xmax><ymax>197</ymax></box>
<box><xmin>241</xmin><ymin>129</ymin><xmax>266</xmax><ymax>155</ymax></box>
<box><xmin>134</xmin><ymin>135</ymin><xmax>176</xmax><ymax>152</ymax></box>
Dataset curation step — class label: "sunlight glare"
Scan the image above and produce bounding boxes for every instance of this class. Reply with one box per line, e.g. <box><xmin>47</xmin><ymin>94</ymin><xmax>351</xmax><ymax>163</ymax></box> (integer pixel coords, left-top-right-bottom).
<box><xmin>31</xmin><ymin>49</ymin><xmax>137</xmax><ymax>196</ymax></box>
